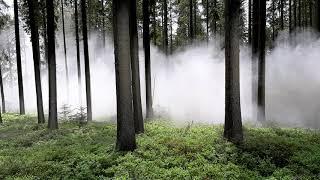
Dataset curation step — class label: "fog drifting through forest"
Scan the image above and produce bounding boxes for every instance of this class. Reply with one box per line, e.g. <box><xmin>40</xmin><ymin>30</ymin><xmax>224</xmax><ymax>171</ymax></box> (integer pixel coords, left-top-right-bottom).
<box><xmin>2</xmin><ymin>30</ymin><xmax>320</xmax><ymax>128</ymax></box>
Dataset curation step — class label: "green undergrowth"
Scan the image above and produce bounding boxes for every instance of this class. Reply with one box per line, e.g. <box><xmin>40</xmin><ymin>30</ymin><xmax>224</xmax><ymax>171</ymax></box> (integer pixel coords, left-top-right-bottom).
<box><xmin>0</xmin><ymin>114</ymin><xmax>320</xmax><ymax>179</ymax></box>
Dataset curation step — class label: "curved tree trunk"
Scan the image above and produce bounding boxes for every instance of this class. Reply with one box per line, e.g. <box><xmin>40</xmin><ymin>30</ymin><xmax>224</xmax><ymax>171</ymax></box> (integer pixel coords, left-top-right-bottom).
<box><xmin>14</xmin><ymin>0</ymin><xmax>25</xmax><ymax>115</ymax></box>
<box><xmin>47</xmin><ymin>0</ymin><xmax>58</xmax><ymax>129</ymax></box>
<box><xmin>81</xmin><ymin>0</ymin><xmax>92</xmax><ymax>121</ymax></box>
<box><xmin>112</xmin><ymin>0</ymin><xmax>136</xmax><ymax>151</ymax></box>
<box><xmin>27</xmin><ymin>0</ymin><xmax>45</xmax><ymax>124</ymax></box>
<box><xmin>224</xmin><ymin>0</ymin><xmax>243</xmax><ymax>143</ymax></box>
<box><xmin>130</xmin><ymin>0</ymin><xmax>144</xmax><ymax>134</ymax></box>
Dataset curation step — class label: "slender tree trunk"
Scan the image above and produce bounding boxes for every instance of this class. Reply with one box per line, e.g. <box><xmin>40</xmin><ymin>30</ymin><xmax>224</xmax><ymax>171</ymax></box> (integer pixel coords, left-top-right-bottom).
<box><xmin>248</xmin><ymin>0</ymin><xmax>252</xmax><ymax>44</ymax></box>
<box><xmin>101</xmin><ymin>0</ymin><xmax>106</xmax><ymax>48</ymax></box>
<box><xmin>130</xmin><ymin>0</ymin><xmax>144</xmax><ymax>134</ymax></box>
<box><xmin>206</xmin><ymin>0</ymin><xmax>209</xmax><ymax>43</ymax></box>
<box><xmin>112</xmin><ymin>0</ymin><xmax>136</xmax><ymax>151</ymax></box>
<box><xmin>189</xmin><ymin>0</ymin><xmax>194</xmax><ymax>42</ymax></box>
<box><xmin>14</xmin><ymin>0</ymin><xmax>25</xmax><ymax>115</ymax></box>
<box><xmin>61</xmin><ymin>0</ymin><xmax>69</xmax><ymax>102</ymax></box>
<box><xmin>289</xmin><ymin>0</ymin><xmax>292</xmax><ymax>32</ymax></box>
<box><xmin>169</xmin><ymin>0</ymin><xmax>173</xmax><ymax>54</ymax></box>
<box><xmin>143</xmin><ymin>0</ymin><xmax>153</xmax><ymax>119</ymax></box>
<box><xmin>163</xmin><ymin>0</ymin><xmax>168</xmax><ymax>55</ymax></box>
<box><xmin>294</xmin><ymin>0</ymin><xmax>297</xmax><ymax>28</ymax></box>
<box><xmin>81</xmin><ymin>0</ymin><xmax>92</xmax><ymax>121</ymax></box>
<box><xmin>0</xmin><ymin>63</ymin><xmax>5</xmax><ymax>114</ymax></box>
<box><xmin>214</xmin><ymin>0</ymin><xmax>217</xmax><ymax>34</ymax></box>
<box><xmin>27</xmin><ymin>0</ymin><xmax>45</xmax><ymax>124</ymax></box>
<box><xmin>298</xmin><ymin>0</ymin><xmax>301</xmax><ymax>27</ymax></box>
<box><xmin>313</xmin><ymin>0</ymin><xmax>320</xmax><ymax>31</ymax></box>
<box><xmin>257</xmin><ymin>0</ymin><xmax>266</xmax><ymax>122</ymax></box>
<box><xmin>272</xmin><ymin>0</ymin><xmax>275</xmax><ymax>41</ymax></box>
<box><xmin>152</xmin><ymin>0</ymin><xmax>157</xmax><ymax>45</ymax></box>
<box><xmin>47</xmin><ymin>0</ymin><xmax>58</xmax><ymax>129</ymax></box>
<box><xmin>309</xmin><ymin>0</ymin><xmax>312</xmax><ymax>27</ymax></box>
<box><xmin>75</xmin><ymin>0</ymin><xmax>82</xmax><ymax>105</ymax></box>
<box><xmin>224</xmin><ymin>0</ymin><xmax>243</xmax><ymax>143</ymax></box>
<box><xmin>193</xmin><ymin>0</ymin><xmax>197</xmax><ymax>38</ymax></box>
<box><xmin>280</xmin><ymin>0</ymin><xmax>284</xmax><ymax>30</ymax></box>
<box><xmin>252</xmin><ymin>0</ymin><xmax>259</xmax><ymax>119</ymax></box>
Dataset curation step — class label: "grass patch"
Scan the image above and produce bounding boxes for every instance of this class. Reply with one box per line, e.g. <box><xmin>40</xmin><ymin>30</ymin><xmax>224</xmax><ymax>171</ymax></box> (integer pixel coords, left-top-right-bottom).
<box><xmin>0</xmin><ymin>114</ymin><xmax>320</xmax><ymax>179</ymax></box>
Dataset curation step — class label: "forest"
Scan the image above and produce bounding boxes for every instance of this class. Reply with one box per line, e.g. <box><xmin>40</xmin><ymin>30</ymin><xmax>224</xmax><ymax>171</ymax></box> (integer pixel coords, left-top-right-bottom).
<box><xmin>0</xmin><ymin>0</ymin><xmax>320</xmax><ymax>179</ymax></box>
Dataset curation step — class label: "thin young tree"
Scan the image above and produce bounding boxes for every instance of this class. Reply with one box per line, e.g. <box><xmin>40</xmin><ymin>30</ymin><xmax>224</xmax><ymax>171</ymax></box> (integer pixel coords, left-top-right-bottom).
<box><xmin>14</xmin><ymin>0</ymin><xmax>25</xmax><ymax>115</ymax></box>
<box><xmin>130</xmin><ymin>0</ymin><xmax>144</xmax><ymax>134</ymax></box>
<box><xmin>74</xmin><ymin>0</ymin><xmax>82</xmax><ymax>105</ymax></box>
<box><xmin>224</xmin><ymin>0</ymin><xmax>243</xmax><ymax>143</ymax></box>
<box><xmin>143</xmin><ymin>0</ymin><xmax>154</xmax><ymax>118</ymax></box>
<box><xmin>163</xmin><ymin>0</ymin><xmax>168</xmax><ymax>55</ymax></box>
<box><xmin>112</xmin><ymin>0</ymin><xmax>136</xmax><ymax>151</ymax></box>
<box><xmin>27</xmin><ymin>0</ymin><xmax>45</xmax><ymax>124</ymax></box>
<box><xmin>0</xmin><ymin>62</ymin><xmax>5</xmax><ymax>113</ymax></box>
<box><xmin>60</xmin><ymin>0</ymin><xmax>70</xmax><ymax>101</ymax></box>
<box><xmin>81</xmin><ymin>0</ymin><xmax>92</xmax><ymax>121</ymax></box>
<box><xmin>206</xmin><ymin>0</ymin><xmax>209</xmax><ymax>43</ymax></box>
<box><xmin>47</xmin><ymin>0</ymin><xmax>58</xmax><ymax>129</ymax></box>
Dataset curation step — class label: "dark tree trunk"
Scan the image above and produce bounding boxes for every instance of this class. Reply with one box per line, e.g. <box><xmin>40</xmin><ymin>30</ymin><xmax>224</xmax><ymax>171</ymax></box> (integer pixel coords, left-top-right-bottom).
<box><xmin>206</xmin><ymin>0</ymin><xmax>209</xmax><ymax>43</ymax></box>
<box><xmin>248</xmin><ymin>0</ymin><xmax>252</xmax><ymax>44</ymax></box>
<box><xmin>163</xmin><ymin>0</ymin><xmax>168</xmax><ymax>55</ymax></box>
<box><xmin>280</xmin><ymin>0</ymin><xmax>284</xmax><ymax>30</ymax></box>
<box><xmin>130</xmin><ymin>0</ymin><xmax>144</xmax><ymax>134</ymax></box>
<box><xmin>143</xmin><ymin>0</ymin><xmax>153</xmax><ymax>119</ymax></box>
<box><xmin>224</xmin><ymin>0</ymin><xmax>243</xmax><ymax>143</ymax></box>
<box><xmin>61</xmin><ymin>0</ymin><xmax>69</xmax><ymax>101</ymax></box>
<box><xmin>272</xmin><ymin>0</ymin><xmax>275</xmax><ymax>41</ymax></box>
<box><xmin>101</xmin><ymin>0</ymin><xmax>106</xmax><ymax>48</ymax></box>
<box><xmin>294</xmin><ymin>0</ymin><xmax>297</xmax><ymax>28</ymax></box>
<box><xmin>313</xmin><ymin>0</ymin><xmax>320</xmax><ymax>31</ymax></box>
<box><xmin>14</xmin><ymin>0</ymin><xmax>25</xmax><ymax>115</ymax></box>
<box><xmin>298</xmin><ymin>0</ymin><xmax>301</xmax><ymax>27</ymax></box>
<box><xmin>169</xmin><ymin>0</ymin><xmax>173</xmax><ymax>54</ymax></box>
<box><xmin>257</xmin><ymin>0</ymin><xmax>266</xmax><ymax>122</ymax></box>
<box><xmin>47</xmin><ymin>0</ymin><xmax>58</xmax><ymax>129</ymax></box>
<box><xmin>152</xmin><ymin>0</ymin><xmax>157</xmax><ymax>45</ymax></box>
<box><xmin>193</xmin><ymin>0</ymin><xmax>197</xmax><ymax>38</ymax></box>
<box><xmin>75</xmin><ymin>0</ymin><xmax>82</xmax><ymax>105</ymax></box>
<box><xmin>309</xmin><ymin>0</ymin><xmax>312</xmax><ymax>27</ymax></box>
<box><xmin>27</xmin><ymin>0</ymin><xmax>45</xmax><ymax>124</ymax></box>
<box><xmin>112</xmin><ymin>0</ymin><xmax>136</xmax><ymax>151</ymax></box>
<box><xmin>81</xmin><ymin>0</ymin><xmax>92</xmax><ymax>121</ymax></box>
<box><xmin>0</xmin><ymin>63</ymin><xmax>5</xmax><ymax>114</ymax></box>
<box><xmin>289</xmin><ymin>0</ymin><xmax>292</xmax><ymax>32</ymax></box>
<box><xmin>189</xmin><ymin>0</ymin><xmax>194</xmax><ymax>42</ymax></box>
<box><xmin>214</xmin><ymin>0</ymin><xmax>217</xmax><ymax>34</ymax></box>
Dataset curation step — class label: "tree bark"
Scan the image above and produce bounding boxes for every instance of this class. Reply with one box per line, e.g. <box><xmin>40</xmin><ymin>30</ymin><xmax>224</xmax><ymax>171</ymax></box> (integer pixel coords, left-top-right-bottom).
<box><xmin>143</xmin><ymin>0</ymin><xmax>154</xmax><ymax>119</ymax></box>
<box><xmin>298</xmin><ymin>0</ymin><xmax>301</xmax><ymax>27</ymax></box>
<box><xmin>112</xmin><ymin>0</ymin><xmax>136</xmax><ymax>151</ymax></box>
<box><xmin>61</xmin><ymin>0</ymin><xmax>69</xmax><ymax>102</ymax></box>
<box><xmin>294</xmin><ymin>0</ymin><xmax>297</xmax><ymax>28</ymax></box>
<box><xmin>248</xmin><ymin>0</ymin><xmax>252</xmax><ymax>44</ymax></box>
<box><xmin>75</xmin><ymin>0</ymin><xmax>82</xmax><ymax>105</ymax></box>
<box><xmin>0</xmin><ymin>63</ymin><xmax>5</xmax><ymax>114</ymax></box>
<box><xmin>206</xmin><ymin>0</ymin><xmax>209</xmax><ymax>43</ymax></box>
<box><xmin>163</xmin><ymin>0</ymin><xmax>168</xmax><ymax>55</ymax></box>
<box><xmin>130</xmin><ymin>0</ymin><xmax>144</xmax><ymax>134</ymax></box>
<box><xmin>47</xmin><ymin>0</ymin><xmax>58</xmax><ymax>129</ymax></box>
<box><xmin>193</xmin><ymin>0</ymin><xmax>197</xmax><ymax>38</ymax></box>
<box><xmin>213</xmin><ymin>0</ymin><xmax>217</xmax><ymax>34</ymax></box>
<box><xmin>313</xmin><ymin>0</ymin><xmax>320</xmax><ymax>31</ymax></box>
<box><xmin>14</xmin><ymin>0</ymin><xmax>25</xmax><ymax>115</ymax></box>
<box><xmin>27</xmin><ymin>0</ymin><xmax>45</xmax><ymax>124</ymax></box>
<box><xmin>81</xmin><ymin>0</ymin><xmax>92</xmax><ymax>121</ymax></box>
<box><xmin>289</xmin><ymin>0</ymin><xmax>292</xmax><ymax>32</ymax></box>
<box><xmin>189</xmin><ymin>0</ymin><xmax>194</xmax><ymax>42</ymax></box>
<box><xmin>224</xmin><ymin>0</ymin><xmax>243</xmax><ymax>143</ymax></box>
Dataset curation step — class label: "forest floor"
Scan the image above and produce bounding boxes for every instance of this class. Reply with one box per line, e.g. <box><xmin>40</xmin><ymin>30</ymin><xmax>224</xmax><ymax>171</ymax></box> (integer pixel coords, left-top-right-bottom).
<box><xmin>0</xmin><ymin>114</ymin><xmax>320</xmax><ymax>179</ymax></box>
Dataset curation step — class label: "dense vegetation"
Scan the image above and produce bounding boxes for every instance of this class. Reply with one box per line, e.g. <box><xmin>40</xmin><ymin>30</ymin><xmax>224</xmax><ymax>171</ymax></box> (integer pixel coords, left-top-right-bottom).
<box><xmin>1</xmin><ymin>114</ymin><xmax>320</xmax><ymax>179</ymax></box>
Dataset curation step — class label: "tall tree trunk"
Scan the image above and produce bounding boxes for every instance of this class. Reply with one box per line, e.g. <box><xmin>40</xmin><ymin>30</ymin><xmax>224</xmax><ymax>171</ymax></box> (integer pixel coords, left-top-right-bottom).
<box><xmin>27</xmin><ymin>0</ymin><xmax>45</xmax><ymax>124</ymax></box>
<box><xmin>112</xmin><ymin>0</ymin><xmax>136</xmax><ymax>151</ymax></box>
<box><xmin>272</xmin><ymin>0</ymin><xmax>275</xmax><ymax>41</ymax></box>
<box><xmin>206</xmin><ymin>0</ymin><xmax>209</xmax><ymax>43</ymax></box>
<box><xmin>313</xmin><ymin>0</ymin><xmax>320</xmax><ymax>31</ymax></box>
<box><xmin>213</xmin><ymin>0</ymin><xmax>217</xmax><ymax>34</ymax></box>
<box><xmin>75</xmin><ymin>0</ymin><xmax>82</xmax><ymax>105</ymax></box>
<box><xmin>289</xmin><ymin>0</ymin><xmax>292</xmax><ymax>32</ymax></box>
<box><xmin>280</xmin><ymin>0</ymin><xmax>284</xmax><ymax>30</ymax></box>
<box><xmin>298</xmin><ymin>0</ymin><xmax>301</xmax><ymax>27</ymax></box>
<box><xmin>101</xmin><ymin>0</ymin><xmax>106</xmax><ymax>48</ymax></box>
<box><xmin>47</xmin><ymin>0</ymin><xmax>58</xmax><ymax>129</ymax></box>
<box><xmin>130</xmin><ymin>0</ymin><xmax>144</xmax><ymax>134</ymax></box>
<box><xmin>257</xmin><ymin>0</ymin><xmax>266</xmax><ymax>122</ymax></box>
<box><xmin>0</xmin><ymin>63</ymin><xmax>5</xmax><ymax>114</ymax></box>
<box><xmin>143</xmin><ymin>0</ymin><xmax>153</xmax><ymax>119</ymax></box>
<box><xmin>81</xmin><ymin>0</ymin><xmax>92</xmax><ymax>121</ymax></box>
<box><xmin>224</xmin><ymin>0</ymin><xmax>243</xmax><ymax>143</ymax></box>
<box><xmin>294</xmin><ymin>0</ymin><xmax>297</xmax><ymax>28</ymax></box>
<box><xmin>152</xmin><ymin>0</ymin><xmax>157</xmax><ymax>45</ymax></box>
<box><xmin>309</xmin><ymin>0</ymin><xmax>312</xmax><ymax>27</ymax></box>
<box><xmin>193</xmin><ymin>0</ymin><xmax>197</xmax><ymax>38</ymax></box>
<box><xmin>14</xmin><ymin>0</ymin><xmax>25</xmax><ymax>115</ymax></box>
<box><xmin>189</xmin><ymin>0</ymin><xmax>194</xmax><ymax>42</ymax></box>
<box><xmin>169</xmin><ymin>0</ymin><xmax>173</xmax><ymax>54</ymax></box>
<box><xmin>248</xmin><ymin>0</ymin><xmax>252</xmax><ymax>44</ymax></box>
<box><xmin>163</xmin><ymin>0</ymin><xmax>168</xmax><ymax>55</ymax></box>
<box><xmin>61</xmin><ymin>0</ymin><xmax>69</xmax><ymax>102</ymax></box>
